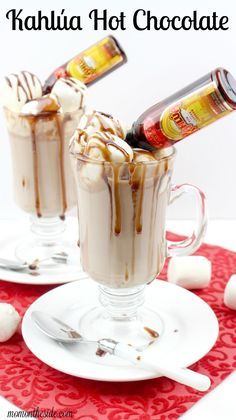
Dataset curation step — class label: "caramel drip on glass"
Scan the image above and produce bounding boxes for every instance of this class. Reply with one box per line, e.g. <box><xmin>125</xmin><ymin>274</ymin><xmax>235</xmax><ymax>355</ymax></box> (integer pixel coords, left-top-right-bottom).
<box><xmin>102</xmin><ymin>167</ymin><xmax>113</xmax><ymax>238</ymax></box>
<box><xmin>130</xmin><ymin>164</ymin><xmax>146</xmax><ymax>234</ymax></box>
<box><xmin>55</xmin><ymin>114</ymin><xmax>67</xmax><ymax>219</ymax></box>
<box><xmin>148</xmin><ymin>164</ymin><xmax>161</xmax><ymax>266</ymax></box>
<box><xmin>29</xmin><ymin>117</ymin><xmax>41</xmax><ymax>217</ymax></box>
<box><xmin>85</xmin><ymin>133</ymin><xmax>131</xmax><ymax>236</ymax></box>
<box><xmin>134</xmin><ymin>165</ymin><xmax>146</xmax><ymax>234</ymax></box>
<box><xmin>125</xmin><ymin>265</ymin><xmax>129</xmax><ymax>281</ymax></box>
<box><xmin>113</xmin><ymin>165</ymin><xmax>121</xmax><ymax>235</ymax></box>
<box><xmin>164</xmin><ymin>159</ymin><xmax>169</xmax><ymax>173</ymax></box>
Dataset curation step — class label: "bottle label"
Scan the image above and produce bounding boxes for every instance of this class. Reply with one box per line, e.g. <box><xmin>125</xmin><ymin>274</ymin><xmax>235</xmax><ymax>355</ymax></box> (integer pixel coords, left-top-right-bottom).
<box><xmin>66</xmin><ymin>37</ymin><xmax>124</xmax><ymax>84</ymax></box>
<box><xmin>160</xmin><ymin>83</ymin><xmax>232</xmax><ymax>141</ymax></box>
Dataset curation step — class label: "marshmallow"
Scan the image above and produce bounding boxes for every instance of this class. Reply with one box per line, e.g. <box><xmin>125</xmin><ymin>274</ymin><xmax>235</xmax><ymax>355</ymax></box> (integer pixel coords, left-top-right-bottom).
<box><xmin>0</xmin><ymin>71</ymin><xmax>42</xmax><ymax>112</ymax></box>
<box><xmin>52</xmin><ymin>77</ymin><xmax>87</xmax><ymax>112</ymax></box>
<box><xmin>0</xmin><ymin>303</ymin><xmax>21</xmax><ymax>342</ymax></box>
<box><xmin>80</xmin><ymin>163</ymin><xmax>103</xmax><ymax>186</ymax></box>
<box><xmin>21</xmin><ymin>94</ymin><xmax>60</xmax><ymax>115</ymax></box>
<box><xmin>78</xmin><ymin>111</ymin><xmax>126</xmax><ymax>140</ymax></box>
<box><xmin>168</xmin><ymin>256</ymin><xmax>211</xmax><ymax>289</ymax></box>
<box><xmin>224</xmin><ymin>275</ymin><xmax>236</xmax><ymax>310</ymax></box>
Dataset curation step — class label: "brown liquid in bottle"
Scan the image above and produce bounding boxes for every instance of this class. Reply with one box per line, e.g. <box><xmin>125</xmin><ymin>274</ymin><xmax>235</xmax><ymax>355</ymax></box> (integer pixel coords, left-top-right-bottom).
<box><xmin>43</xmin><ymin>36</ymin><xmax>127</xmax><ymax>93</ymax></box>
<box><xmin>126</xmin><ymin>68</ymin><xmax>236</xmax><ymax>150</ymax></box>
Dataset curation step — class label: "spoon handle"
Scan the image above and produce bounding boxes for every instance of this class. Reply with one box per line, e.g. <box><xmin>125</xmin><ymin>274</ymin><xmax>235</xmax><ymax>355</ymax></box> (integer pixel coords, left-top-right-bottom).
<box><xmin>113</xmin><ymin>343</ymin><xmax>211</xmax><ymax>392</ymax></box>
<box><xmin>0</xmin><ymin>257</ymin><xmax>27</xmax><ymax>271</ymax></box>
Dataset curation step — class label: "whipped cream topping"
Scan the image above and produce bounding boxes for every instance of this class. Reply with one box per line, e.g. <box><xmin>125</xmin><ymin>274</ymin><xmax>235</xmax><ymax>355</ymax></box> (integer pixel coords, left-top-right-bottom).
<box><xmin>78</xmin><ymin>110</ymin><xmax>126</xmax><ymax>140</ymax></box>
<box><xmin>52</xmin><ymin>77</ymin><xmax>87</xmax><ymax>112</ymax></box>
<box><xmin>0</xmin><ymin>71</ymin><xmax>42</xmax><ymax>112</ymax></box>
<box><xmin>70</xmin><ymin>111</ymin><xmax>132</xmax><ymax>163</ymax></box>
<box><xmin>83</xmin><ymin>131</ymin><xmax>133</xmax><ymax>163</ymax></box>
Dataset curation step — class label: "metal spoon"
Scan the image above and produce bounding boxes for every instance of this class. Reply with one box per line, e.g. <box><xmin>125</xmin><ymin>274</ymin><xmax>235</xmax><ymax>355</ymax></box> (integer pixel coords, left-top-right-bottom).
<box><xmin>0</xmin><ymin>253</ymin><xmax>71</xmax><ymax>273</ymax></box>
<box><xmin>31</xmin><ymin>311</ymin><xmax>211</xmax><ymax>391</ymax></box>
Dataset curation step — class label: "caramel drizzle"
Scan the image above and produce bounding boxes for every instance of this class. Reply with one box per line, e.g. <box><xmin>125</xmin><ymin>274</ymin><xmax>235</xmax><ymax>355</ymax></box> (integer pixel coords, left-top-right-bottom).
<box><xmin>55</xmin><ymin>115</ymin><xmax>67</xmax><ymax>219</ymax></box>
<box><xmin>85</xmin><ymin>132</ymin><xmax>130</xmax><ymax>162</ymax></box>
<box><xmin>94</xmin><ymin>111</ymin><xmax>125</xmax><ymax>138</ymax></box>
<box><xmin>144</xmin><ymin>326</ymin><xmax>159</xmax><ymax>338</ymax></box>
<box><xmin>134</xmin><ymin>165</ymin><xmax>146</xmax><ymax>234</ymax></box>
<box><xmin>113</xmin><ymin>165</ymin><xmax>121</xmax><ymax>235</ymax></box>
<box><xmin>85</xmin><ymin>132</ymin><xmax>130</xmax><ymax>236</ymax></box>
<box><xmin>148</xmin><ymin>161</ymin><xmax>169</xmax><ymax>270</ymax></box>
<box><xmin>129</xmin><ymin>163</ymin><xmax>146</xmax><ymax>235</ymax></box>
<box><xmin>164</xmin><ymin>159</ymin><xmax>169</xmax><ymax>173</ymax></box>
<box><xmin>102</xmin><ymin>171</ymin><xmax>113</xmax><ymax>238</ymax></box>
<box><xmin>29</xmin><ymin>117</ymin><xmax>41</xmax><ymax>217</ymax></box>
<box><xmin>125</xmin><ymin>264</ymin><xmax>129</xmax><ymax>281</ymax></box>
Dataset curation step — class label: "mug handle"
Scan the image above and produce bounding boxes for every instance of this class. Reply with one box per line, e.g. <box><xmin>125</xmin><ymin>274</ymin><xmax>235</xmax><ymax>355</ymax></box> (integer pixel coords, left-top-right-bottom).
<box><xmin>167</xmin><ymin>184</ymin><xmax>207</xmax><ymax>257</ymax></box>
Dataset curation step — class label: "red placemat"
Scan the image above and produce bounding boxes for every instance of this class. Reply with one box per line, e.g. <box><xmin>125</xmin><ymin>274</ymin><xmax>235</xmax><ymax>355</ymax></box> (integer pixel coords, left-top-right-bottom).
<box><xmin>0</xmin><ymin>236</ymin><xmax>236</xmax><ymax>420</ymax></box>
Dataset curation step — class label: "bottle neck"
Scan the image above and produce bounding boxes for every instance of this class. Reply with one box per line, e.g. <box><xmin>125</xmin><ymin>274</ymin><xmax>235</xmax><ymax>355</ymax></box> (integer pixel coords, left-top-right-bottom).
<box><xmin>125</xmin><ymin>124</ymin><xmax>157</xmax><ymax>151</ymax></box>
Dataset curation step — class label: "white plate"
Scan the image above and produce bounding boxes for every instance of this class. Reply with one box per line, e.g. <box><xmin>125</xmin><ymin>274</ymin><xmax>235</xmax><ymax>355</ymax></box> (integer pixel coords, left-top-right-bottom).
<box><xmin>0</xmin><ymin>217</ymin><xmax>87</xmax><ymax>285</ymax></box>
<box><xmin>22</xmin><ymin>279</ymin><xmax>219</xmax><ymax>382</ymax></box>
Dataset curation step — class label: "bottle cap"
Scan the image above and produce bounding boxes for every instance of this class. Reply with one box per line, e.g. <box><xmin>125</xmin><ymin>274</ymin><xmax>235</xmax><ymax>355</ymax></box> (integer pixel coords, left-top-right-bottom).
<box><xmin>216</xmin><ymin>68</ymin><xmax>236</xmax><ymax>109</ymax></box>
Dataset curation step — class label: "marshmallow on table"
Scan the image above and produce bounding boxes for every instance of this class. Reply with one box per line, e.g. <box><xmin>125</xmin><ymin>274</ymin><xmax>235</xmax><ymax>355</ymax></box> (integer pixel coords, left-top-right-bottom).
<box><xmin>0</xmin><ymin>303</ymin><xmax>21</xmax><ymax>342</ymax></box>
<box><xmin>167</xmin><ymin>256</ymin><xmax>211</xmax><ymax>289</ymax></box>
<box><xmin>224</xmin><ymin>275</ymin><xmax>236</xmax><ymax>310</ymax></box>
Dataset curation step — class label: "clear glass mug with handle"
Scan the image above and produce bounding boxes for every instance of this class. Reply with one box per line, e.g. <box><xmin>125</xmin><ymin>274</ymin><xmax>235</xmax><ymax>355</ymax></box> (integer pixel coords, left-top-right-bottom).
<box><xmin>70</xmin><ymin>146</ymin><xmax>207</xmax><ymax>342</ymax></box>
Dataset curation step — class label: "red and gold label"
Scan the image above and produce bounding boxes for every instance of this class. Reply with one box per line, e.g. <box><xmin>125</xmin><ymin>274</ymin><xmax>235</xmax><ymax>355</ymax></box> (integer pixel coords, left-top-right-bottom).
<box><xmin>67</xmin><ymin>37</ymin><xmax>124</xmax><ymax>84</ymax></box>
<box><xmin>160</xmin><ymin>83</ymin><xmax>232</xmax><ymax>141</ymax></box>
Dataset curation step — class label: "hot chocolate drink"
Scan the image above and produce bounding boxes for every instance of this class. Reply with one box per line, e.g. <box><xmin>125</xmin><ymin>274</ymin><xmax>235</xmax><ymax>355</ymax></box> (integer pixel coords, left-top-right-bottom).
<box><xmin>2</xmin><ymin>71</ymin><xmax>87</xmax><ymax>219</ymax></box>
<box><xmin>70</xmin><ymin>111</ymin><xmax>174</xmax><ymax>288</ymax></box>
<box><xmin>4</xmin><ymin>108</ymin><xmax>82</xmax><ymax>218</ymax></box>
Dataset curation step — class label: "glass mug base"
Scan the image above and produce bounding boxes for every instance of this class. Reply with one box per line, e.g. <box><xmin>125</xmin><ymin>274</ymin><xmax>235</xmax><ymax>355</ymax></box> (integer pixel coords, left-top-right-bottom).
<box><xmin>77</xmin><ymin>285</ymin><xmax>164</xmax><ymax>346</ymax></box>
<box><xmin>15</xmin><ymin>216</ymin><xmax>80</xmax><ymax>272</ymax></box>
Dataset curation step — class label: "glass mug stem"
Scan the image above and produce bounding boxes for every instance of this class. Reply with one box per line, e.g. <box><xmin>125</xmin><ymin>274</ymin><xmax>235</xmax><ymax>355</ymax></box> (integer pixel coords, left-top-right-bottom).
<box><xmin>30</xmin><ymin>216</ymin><xmax>66</xmax><ymax>242</ymax></box>
<box><xmin>99</xmin><ymin>285</ymin><xmax>145</xmax><ymax>320</ymax></box>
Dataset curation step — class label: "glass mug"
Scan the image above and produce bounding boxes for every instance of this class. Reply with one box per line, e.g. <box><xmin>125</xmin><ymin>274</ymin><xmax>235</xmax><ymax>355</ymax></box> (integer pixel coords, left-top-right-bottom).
<box><xmin>4</xmin><ymin>108</ymin><xmax>83</xmax><ymax>270</ymax></box>
<box><xmin>71</xmin><ymin>147</ymin><xmax>207</xmax><ymax>341</ymax></box>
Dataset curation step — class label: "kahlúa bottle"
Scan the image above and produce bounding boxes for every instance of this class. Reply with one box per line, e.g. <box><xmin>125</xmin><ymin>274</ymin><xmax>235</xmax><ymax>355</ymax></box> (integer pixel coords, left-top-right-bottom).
<box><xmin>126</xmin><ymin>68</ymin><xmax>236</xmax><ymax>150</ymax></box>
<box><xmin>43</xmin><ymin>36</ymin><xmax>127</xmax><ymax>93</ymax></box>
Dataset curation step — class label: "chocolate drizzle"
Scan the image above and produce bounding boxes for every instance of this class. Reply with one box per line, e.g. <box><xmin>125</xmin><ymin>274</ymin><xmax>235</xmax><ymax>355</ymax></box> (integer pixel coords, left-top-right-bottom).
<box><xmin>55</xmin><ymin>115</ymin><xmax>67</xmax><ymax>218</ymax></box>
<box><xmin>144</xmin><ymin>326</ymin><xmax>159</xmax><ymax>338</ymax></box>
<box><xmin>102</xmin><ymin>169</ymin><xmax>113</xmax><ymax>238</ymax></box>
<box><xmin>84</xmin><ymin>132</ymin><xmax>132</xmax><ymax>236</ymax></box>
<box><xmin>113</xmin><ymin>165</ymin><xmax>121</xmax><ymax>235</ymax></box>
<box><xmin>26</xmin><ymin>113</ymin><xmax>68</xmax><ymax>219</ymax></box>
<box><xmin>5</xmin><ymin>71</ymin><xmax>42</xmax><ymax>104</ymax></box>
<box><xmin>135</xmin><ymin>165</ymin><xmax>146</xmax><ymax>234</ymax></box>
<box><xmin>29</xmin><ymin>116</ymin><xmax>41</xmax><ymax>217</ymax></box>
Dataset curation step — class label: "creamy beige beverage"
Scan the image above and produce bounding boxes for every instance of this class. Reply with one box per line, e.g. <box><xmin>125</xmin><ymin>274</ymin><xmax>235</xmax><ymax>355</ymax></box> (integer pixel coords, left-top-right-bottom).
<box><xmin>5</xmin><ymin>109</ymin><xmax>82</xmax><ymax>218</ymax></box>
<box><xmin>1</xmin><ymin>70</ymin><xmax>87</xmax><ymax>219</ymax></box>
<box><xmin>70</xmin><ymin>111</ymin><xmax>175</xmax><ymax>288</ymax></box>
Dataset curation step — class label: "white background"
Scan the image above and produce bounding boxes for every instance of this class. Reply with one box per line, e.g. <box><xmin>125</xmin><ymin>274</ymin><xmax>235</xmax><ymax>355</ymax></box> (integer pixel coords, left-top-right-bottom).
<box><xmin>0</xmin><ymin>0</ymin><xmax>235</xmax><ymax>219</ymax></box>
